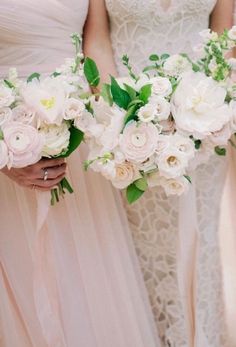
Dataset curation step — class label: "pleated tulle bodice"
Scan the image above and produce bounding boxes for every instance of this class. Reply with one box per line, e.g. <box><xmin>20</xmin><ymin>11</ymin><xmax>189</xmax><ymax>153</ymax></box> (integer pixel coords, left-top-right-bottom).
<box><xmin>0</xmin><ymin>0</ymin><xmax>88</xmax><ymax>76</ymax></box>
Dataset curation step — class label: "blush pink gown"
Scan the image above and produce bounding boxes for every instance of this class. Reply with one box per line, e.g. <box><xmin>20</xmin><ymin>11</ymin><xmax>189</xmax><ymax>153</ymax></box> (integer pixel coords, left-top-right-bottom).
<box><xmin>0</xmin><ymin>1</ymin><xmax>160</xmax><ymax>346</ymax></box>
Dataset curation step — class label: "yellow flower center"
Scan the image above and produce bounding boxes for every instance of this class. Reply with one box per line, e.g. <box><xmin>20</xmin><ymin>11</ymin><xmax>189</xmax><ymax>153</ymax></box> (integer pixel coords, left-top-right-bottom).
<box><xmin>40</xmin><ymin>96</ymin><xmax>56</xmax><ymax>110</ymax></box>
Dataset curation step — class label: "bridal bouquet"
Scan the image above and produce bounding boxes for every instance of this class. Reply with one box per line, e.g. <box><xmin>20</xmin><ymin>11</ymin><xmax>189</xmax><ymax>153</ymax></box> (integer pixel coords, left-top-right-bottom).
<box><xmin>82</xmin><ymin>27</ymin><xmax>236</xmax><ymax>203</ymax></box>
<box><xmin>0</xmin><ymin>34</ymin><xmax>88</xmax><ymax>204</ymax></box>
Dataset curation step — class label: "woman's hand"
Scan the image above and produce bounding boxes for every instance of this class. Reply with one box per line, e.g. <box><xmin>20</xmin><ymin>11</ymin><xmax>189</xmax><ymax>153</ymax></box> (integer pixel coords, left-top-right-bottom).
<box><xmin>1</xmin><ymin>158</ymin><xmax>67</xmax><ymax>191</ymax></box>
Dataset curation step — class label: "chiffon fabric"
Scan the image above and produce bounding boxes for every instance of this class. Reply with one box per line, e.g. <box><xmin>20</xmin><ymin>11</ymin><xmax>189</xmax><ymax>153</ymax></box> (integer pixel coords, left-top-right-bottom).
<box><xmin>0</xmin><ymin>1</ymin><xmax>160</xmax><ymax>346</ymax></box>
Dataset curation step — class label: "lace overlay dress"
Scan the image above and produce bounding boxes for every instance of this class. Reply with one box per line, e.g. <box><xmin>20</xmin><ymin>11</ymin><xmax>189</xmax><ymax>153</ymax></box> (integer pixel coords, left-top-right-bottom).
<box><xmin>105</xmin><ymin>1</ymin><xmax>229</xmax><ymax>346</ymax></box>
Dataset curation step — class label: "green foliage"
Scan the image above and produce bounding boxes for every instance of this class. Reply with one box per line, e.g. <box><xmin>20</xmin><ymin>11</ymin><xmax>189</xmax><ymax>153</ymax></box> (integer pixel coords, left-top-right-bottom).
<box><xmin>101</xmin><ymin>83</ymin><xmax>113</xmax><ymax>106</ymax></box>
<box><xmin>110</xmin><ymin>76</ymin><xmax>131</xmax><ymax>109</ymax></box>
<box><xmin>27</xmin><ymin>73</ymin><xmax>40</xmax><ymax>83</ymax></box>
<box><xmin>139</xmin><ymin>84</ymin><xmax>152</xmax><ymax>104</ymax></box>
<box><xmin>84</xmin><ymin>57</ymin><xmax>100</xmax><ymax>87</ymax></box>
<box><xmin>215</xmin><ymin>146</ymin><xmax>226</xmax><ymax>156</ymax></box>
<box><xmin>126</xmin><ymin>183</ymin><xmax>144</xmax><ymax>204</ymax></box>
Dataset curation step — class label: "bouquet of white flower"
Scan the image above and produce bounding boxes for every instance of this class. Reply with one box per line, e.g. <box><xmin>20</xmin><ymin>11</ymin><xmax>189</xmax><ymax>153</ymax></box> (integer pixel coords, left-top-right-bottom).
<box><xmin>83</xmin><ymin>27</ymin><xmax>236</xmax><ymax>203</ymax></box>
<box><xmin>0</xmin><ymin>34</ymin><xmax>88</xmax><ymax>204</ymax></box>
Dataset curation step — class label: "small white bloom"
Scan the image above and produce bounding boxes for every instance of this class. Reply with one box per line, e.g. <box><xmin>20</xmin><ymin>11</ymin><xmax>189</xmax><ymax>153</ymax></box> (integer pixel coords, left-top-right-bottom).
<box><xmin>0</xmin><ymin>140</ymin><xmax>9</xmax><ymax>169</ymax></box>
<box><xmin>138</xmin><ymin>104</ymin><xmax>157</xmax><ymax>122</ymax></box>
<box><xmin>0</xmin><ymin>84</ymin><xmax>15</xmax><ymax>108</ymax></box>
<box><xmin>0</xmin><ymin>107</ymin><xmax>12</xmax><ymax>126</ymax></box>
<box><xmin>228</xmin><ymin>26</ymin><xmax>236</xmax><ymax>41</ymax></box>
<box><xmin>150</xmin><ymin>76</ymin><xmax>172</xmax><ymax>97</ymax></box>
<box><xmin>149</xmin><ymin>96</ymin><xmax>171</xmax><ymax>121</ymax></box>
<box><xmin>40</xmin><ymin>122</ymin><xmax>70</xmax><ymax>157</ymax></box>
<box><xmin>161</xmin><ymin>176</ymin><xmax>189</xmax><ymax>196</ymax></box>
<box><xmin>157</xmin><ymin>148</ymin><xmax>188</xmax><ymax>179</ymax></box>
<box><xmin>170</xmin><ymin>133</ymin><xmax>195</xmax><ymax>160</ymax></box>
<box><xmin>63</xmin><ymin>98</ymin><xmax>85</xmax><ymax>120</ymax></box>
<box><xmin>163</xmin><ymin>54</ymin><xmax>192</xmax><ymax>76</ymax></box>
<box><xmin>120</xmin><ymin>122</ymin><xmax>159</xmax><ymax>163</ymax></box>
<box><xmin>112</xmin><ymin>162</ymin><xmax>140</xmax><ymax>189</ymax></box>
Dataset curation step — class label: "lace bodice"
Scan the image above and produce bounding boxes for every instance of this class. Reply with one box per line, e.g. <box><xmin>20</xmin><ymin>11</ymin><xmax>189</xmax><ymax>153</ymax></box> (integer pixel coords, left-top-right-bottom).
<box><xmin>0</xmin><ymin>0</ymin><xmax>88</xmax><ymax>76</ymax></box>
<box><xmin>106</xmin><ymin>0</ymin><xmax>217</xmax><ymax>75</ymax></box>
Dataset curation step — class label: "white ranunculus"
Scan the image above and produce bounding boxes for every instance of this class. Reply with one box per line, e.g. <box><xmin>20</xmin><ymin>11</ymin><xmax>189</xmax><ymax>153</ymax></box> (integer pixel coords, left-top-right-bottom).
<box><xmin>163</xmin><ymin>54</ymin><xmax>192</xmax><ymax>76</ymax></box>
<box><xmin>0</xmin><ymin>107</ymin><xmax>12</xmax><ymax>126</ymax></box>
<box><xmin>171</xmin><ymin>71</ymin><xmax>232</xmax><ymax>139</ymax></box>
<box><xmin>149</xmin><ymin>96</ymin><xmax>171</xmax><ymax>121</ymax></box>
<box><xmin>228</xmin><ymin>26</ymin><xmax>236</xmax><ymax>41</ymax></box>
<box><xmin>40</xmin><ymin>122</ymin><xmax>70</xmax><ymax>157</ymax></box>
<box><xmin>111</xmin><ymin>162</ymin><xmax>140</xmax><ymax>189</ymax></box>
<box><xmin>157</xmin><ymin>148</ymin><xmax>188</xmax><ymax>179</ymax></box>
<box><xmin>150</xmin><ymin>77</ymin><xmax>172</xmax><ymax>97</ymax></box>
<box><xmin>22</xmin><ymin>77</ymin><xmax>66</xmax><ymax>125</ymax></box>
<box><xmin>120</xmin><ymin>122</ymin><xmax>159</xmax><ymax>163</ymax></box>
<box><xmin>63</xmin><ymin>98</ymin><xmax>85</xmax><ymax>120</ymax></box>
<box><xmin>161</xmin><ymin>176</ymin><xmax>189</xmax><ymax>196</ymax></box>
<box><xmin>0</xmin><ymin>140</ymin><xmax>9</xmax><ymax>169</ymax></box>
<box><xmin>2</xmin><ymin>121</ymin><xmax>44</xmax><ymax>168</ymax></box>
<box><xmin>137</xmin><ymin>104</ymin><xmax>157</xmax><ymax>123</ymax></box>
<box><xmin>12</xmin><ymin>104</ymin><xmax>36</xmax><ymax>126</ymax></box>
<box><xmin>0</xmin><ymin>84</ymin><xmax>15</xmax><ymax>108</ymax></box>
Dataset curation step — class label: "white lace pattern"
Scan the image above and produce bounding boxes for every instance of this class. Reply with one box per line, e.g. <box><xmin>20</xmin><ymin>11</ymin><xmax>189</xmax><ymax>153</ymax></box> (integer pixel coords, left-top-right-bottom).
<box><xmin>105</xmin><ymin>1</ymin><xmax>230</xmax><ymax>346</ymax></box>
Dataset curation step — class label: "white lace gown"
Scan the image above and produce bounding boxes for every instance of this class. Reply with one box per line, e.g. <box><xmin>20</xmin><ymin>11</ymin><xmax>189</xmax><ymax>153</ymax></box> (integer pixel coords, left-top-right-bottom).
<box><xmin>105</xmin><ymin>1</ymin><xmax>230</xmax><ymax>346</ymax></box>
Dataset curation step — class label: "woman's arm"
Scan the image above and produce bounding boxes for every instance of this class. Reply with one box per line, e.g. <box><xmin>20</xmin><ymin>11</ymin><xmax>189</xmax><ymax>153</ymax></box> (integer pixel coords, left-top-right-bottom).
<box><xmin>83</xmin><ymin>0</ymin><xmax>117</xmax><ymax>83</ymax></box>
<box><xmin>210</xmin><ymin>0</ymin><xmax>234</xmax><ymax>33</ymax></box>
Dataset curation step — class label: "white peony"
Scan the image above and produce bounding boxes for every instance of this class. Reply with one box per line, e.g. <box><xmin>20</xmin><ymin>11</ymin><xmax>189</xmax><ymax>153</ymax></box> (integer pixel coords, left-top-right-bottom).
<box><xmin>163</xmin><ymin>54</ymin><xmax>192</xmax><ymax>76</ymax></box>
<box><xmin>120</xmin><ymin>122</ymin><xmax>159</xmax><ymax>163</ymax></box>
<box><xmin>228</xmin><ymin>26</ymin><xmax>236</xmax><ymax>41</ymax></box>
<box><xmin>171</xmin><ymin>71</ymin><xmax>232</xmax><ymax>139</ymax></box>
<box><xmin>63</xmin><ymin>98</ymin><xmax>85</xmax><ymax>120</ymax></box>
<box><xmin>0</xmin><ymin>84</ymin><xmax>15</xmax><ymax>108</ymax></box>
<box><xmin>0</xmin><ymin>140</ymin><xmax>9</xmax><ymax>169</ymax></box>
<box><xmin>157</xmin><ymin>148</ymin><xmax>188</xmax><ymax>179</ymax></box>
<box><xmin>137</xmin><ymin>104</ymin><xmax>157</xmax><ymax>123</ymax></box>
<box><xmin>40</xmin><ymin>122</ymin><xmax>70</xmax><ymax>157</ymax></box>
<box><xmin>0</xmin><ymin>107</ymin><xmax>12</xmax><ymax>126</ymax></box>
<box><xmin>111</xmin><ymin>162</ymin><xmax>140</xmax><ymax>189</ymax></box>
<box><xmin>150</xmin><ymin>77</ymin><xmax>172</xmax><ymax>97</ymax></box>
<box><xmin>22</xmin><ymin>77</ymin><xmax>66</xmax><ymax>125</ymax></box>
<box><xmin>149</xmin><ymin>96</ymin><xmax>171</xmax><ymax>121</ymax></box>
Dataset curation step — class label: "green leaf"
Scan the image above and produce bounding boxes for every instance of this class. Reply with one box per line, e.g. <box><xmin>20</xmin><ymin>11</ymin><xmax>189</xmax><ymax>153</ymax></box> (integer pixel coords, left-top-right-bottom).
<box><xmin>149</xmin><ymin>54</ymin><xmax>159</xmax><ymax>61</ymax></box>
<box><xmin>57</xmin><ymin>126</ymin><xmax>84</xmax><ymax>158</ymax></box>
<box><xmin>215</xmin><ymin>146</ymin><xmax>226</xmax><ymax>156</ymax></box>
<box><xmin>194</xmin><ymin>139</ymin><xmax>202</xmax><ymax>150</ymax></box>
<box><xmin>110</xmin><ymin>76</ymin><xmax>131</xmax><ymax>110</ymax></box>
<box><xmin>139</xmin><ymin>84</ymin><xmax>152</xmax><ymax>104</ymax></box>
<box><xmin>126</xmin><ymin>183</ymin><xmax>144</xmax><ymax>204</ymax></box>
<box><xmin>142</xmin><ymin>65</ymin><xmax>158</xmax><ymax>73</ymax></box>
<box><xmin>134</xmin><ymin>177</ymin><xmax>148</xmax><ymax>191</ymax></box>
<box><xmin>184</xmin><ymin>175</ymin><xmax>192</xmax><ymax>184</ymax></box>
<box><xmin>61</xmin><ymin>177</ymin><xmax>74</xmax><ymax>194</ymax></box>
<box><xmin>4</xmin><ymin>79</ymin><xmax>14</xmax><ymax>89</ymax></box>
<box><xmin>27</xmin><ymin>72</ymin><xmax>40</xmax><ymax>83</ymax></box>
<box><xmin>161</xmin><ymin>54</ymin><xmax>170</xmax><ymax>61</ymax></box>
<box><xmin>84</xmin><ymin>57</ymin><xmax>100</xmax><ymax>87</ymax></box>
<box><xmin>101</xmin><ymin>83</ymin><xmax>113</xmax><ymax>106</ymax></box>
<box><xmin>51</xmin><ymin>71</ymin><xmax>61</xmax><ymax>78</ymax></box>
<box><xmin>124</xmin><ymin>83</ymin><xmax>137</xmax><ymax>100</ymax></box>
<box><xmin>123</xmin><ymin>104</ymin><xmax>138</xmax><ymax>126</ymax></box>
<box><xmin>0</xmin><ymin>129</ymin><xmax>4</xmax><ymax>140</ymax></box>
<box><xmin>192</xmin><ymin>64</ymin><xmax>201</xmax><ymax>72</ymax></box>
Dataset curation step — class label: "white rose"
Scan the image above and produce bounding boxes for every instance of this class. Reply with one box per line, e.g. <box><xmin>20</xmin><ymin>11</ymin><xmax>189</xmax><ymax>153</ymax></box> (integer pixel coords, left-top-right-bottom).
<box><xmin>112</xmin><ymin>162</ymin><xmax>140</xmax><ymax>189</ymax></box>
<box><xmin>169</xmin><ymin>133</ymin><xmax>195</xmax><ymax>160</ymax></box>
<box><xmin>209</xmin><ymin>124</ymin><xmax>232</xmax><ymax>146</ymax></box>
<box><xmin>0</xmin><ymin>140</ymin><xmax>9</xmax><ymax>169</ymax></box>
<box><xmin>2</xmin><ymin>121</ymin><xmax>44</xmax><ymax>168</ymax></box>
<box><xmin>137</xmin><ymin>104</ymin><xmax>157</xmax><ymax>123</ymax></box>
<box><xmin>22</xmin><ymin>77</ymin><xmax>66</xmax><ymax>125</ymax></box>
<box><xmin>161</xmin><ymin>176</ymin><xmax>189</xmax><ymax>196</ymax></box>
<box><xmin>199</xmin><ymin>29</ymin><xmax>218</xmax><ymax>42</ymax></box>
<box><xmin>12</xmin><ymin>104</ymin><xmax>36</xmax><ymax>126</ymax></box>
<box><xmin>120</xmin><ymin>122</ymin><xmax>159</xmax><ymax>163</ymax></box>
<box><xmin>149</xmin><ymin>96</ymin><xmax>171</xmax><ymax>121</ymax></box>
<box><xmin>40</xmin><ymin>122</ymin><xmax>70</xmax><ymax>157</ymax></box>
<box><xmin>0</xmin><ymin>84</ymin><xmax>15</xmax><ymax>108</ymax></box>
<box><xmin>172</xmin><ymin>71</ymin><xmax>232</xmax><ymax>139</ymax></box>
<box><xmin>150</xmin><ymin>77</ymin><xmax>172</xmax><ymax>97</ymax></box>
<box><xmin>163</xmin><ymin>54</ymin><xmax>192</xmax><ymax>76</ymax></box>
<box><xmin>157</xmin><ymin>148</ymin><xmax>188</xmax><ymax>179</ymax></box>
<box><xmin>228</xmin><ymin>26</ymin><xmax>236</xmax><ymax>41</ymax></box>
<box><xmin>63</xmin><ymin>98</ymin><xmax>85</xmax><ymax>120</ymax></box>
<box><xmin>0</xmin><ymin>107</ymin><xmax>12</xmax><ymax>126</ymax></box>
